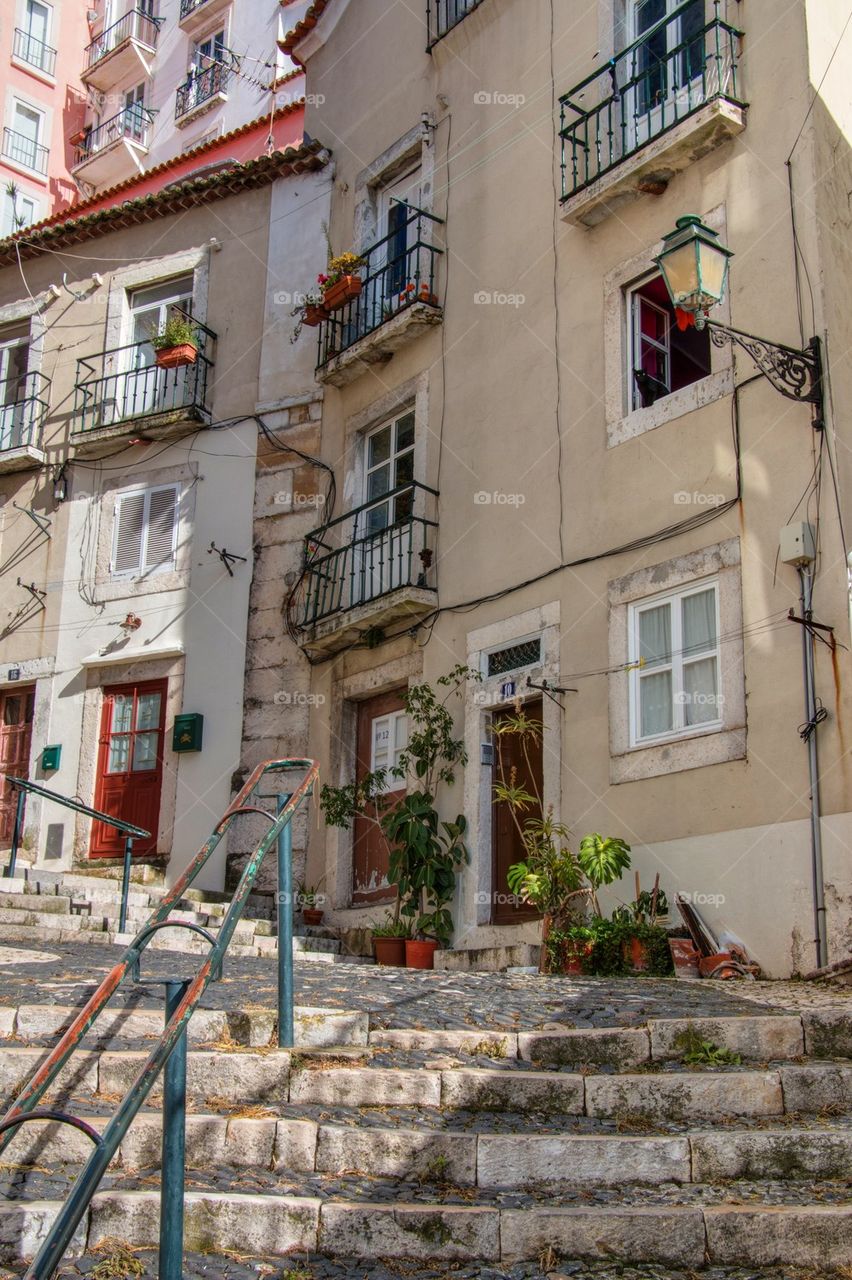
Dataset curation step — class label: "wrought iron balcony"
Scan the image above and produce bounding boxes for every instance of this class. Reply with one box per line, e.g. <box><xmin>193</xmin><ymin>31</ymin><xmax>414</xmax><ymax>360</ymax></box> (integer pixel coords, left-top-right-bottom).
<box><xmin>1</xmin><ymin>127</ymin><xmax>48</xmax><ymax>176</ymax></box>
<box><xmin>83</xmin><ymin>8</ymin><xmax>160</xmax><ymax>83</ymax></box>
<box><xmin>300</xmin><ymin>481</ymin><xmax>438</xmax><ymax>638</ymax></box>
<box><xmin>73</xmin><ymin>317</ymin><xmax>215</xmax><ymax>446</ymax></box>
<box><xmin>0</xmin><ymin>372</ymin><xmax>50</xmax><ymax>468</ymax></box>
<box><xmin>315</xmin><ymin>206</ymin><xmax>443</xmax><ymax>382</ymax></box>
<box><xmin>13</xmin><ymin>27</ymin><xmax>58</xmax><ymax>76</ymax></box>
<box><xmin>559</xmin><ymin>0</ymin><xmax>745</xmax><ymax>206</ymax></box>
<box><xmin>73</xmin><ymin>106</ymin><xmax>154</xmax><ymax>168</ymax></box>
<box><xmin>426</xmin><ymin>0</ymin><xmax>487</xmax><ymax>48</ymax></box>
<box><xmin>175</xmin><ymin>60</ymin><xmax>230</xmax><ymax>121</ymax></box>
<box><xmin>178</xmin><ymin>0</ymin><xmax>231</xmax><ymax>33</ymax></box>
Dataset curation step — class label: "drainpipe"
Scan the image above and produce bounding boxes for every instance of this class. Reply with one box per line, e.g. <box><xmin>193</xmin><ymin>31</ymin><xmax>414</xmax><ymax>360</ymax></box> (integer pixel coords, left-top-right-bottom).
<box><xmin>798</xmin><ymin>563</ymin><xmax>829</xmax><ymax>969</ymax></box>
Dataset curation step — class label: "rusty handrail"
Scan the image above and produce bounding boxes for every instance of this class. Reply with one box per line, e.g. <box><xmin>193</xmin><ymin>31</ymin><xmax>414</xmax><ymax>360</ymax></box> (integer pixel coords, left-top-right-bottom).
<box><xmin>0</xmin><ymin>757</ymin><xmax>319</xmax><ymax>1280</ymax></box>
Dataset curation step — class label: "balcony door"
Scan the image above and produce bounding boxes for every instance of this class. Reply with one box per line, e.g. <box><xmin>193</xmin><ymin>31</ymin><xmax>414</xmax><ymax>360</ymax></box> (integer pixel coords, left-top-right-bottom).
<box><xmin>354</xmin><ymin>412</ymin><xmax>415</xmax><ymax>607</ymax></box>
<box><xmin>11</xmin><ymin>100</ymin><xmax>43</xmax><ymax>172</ymax></box>
<box><xmin>91</xmin><ymin>680</ymin><xmax>166</xmax><ymax>859</ymax></box>
<box><xmin>23</xmin><ymin>0</ymin><xmax>51</xmax><ymax>64</ymax></box>
<box><xmin>116</xmin><ymin>276</ymin><xmax>194</xmax><ymax>422</ymax></box>
<box><xmin>491</xmin><ymin>697</ymin><xmax>543</xmax><ymax>925</ymax></box>
<box><xmin>0</xmin><ymin>328</ymin><xmax>30</xmax><ymax>451</ymax></box>
<box><xmin>629</xmin><ymin>0</ymin><xmax>706</xmax><ymax>144</ymax></box>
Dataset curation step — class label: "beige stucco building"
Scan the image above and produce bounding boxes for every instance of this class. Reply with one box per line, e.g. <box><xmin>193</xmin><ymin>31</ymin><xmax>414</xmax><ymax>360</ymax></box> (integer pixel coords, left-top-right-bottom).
<box><xmin>285</xmin><ymin>0</ymin><xmax>852</xmax><ymax>977</ymax></box>
<box><xmin>0</xmin><ymin>141</ymin><xmax>328</xmax><ymax>890</ymax></box>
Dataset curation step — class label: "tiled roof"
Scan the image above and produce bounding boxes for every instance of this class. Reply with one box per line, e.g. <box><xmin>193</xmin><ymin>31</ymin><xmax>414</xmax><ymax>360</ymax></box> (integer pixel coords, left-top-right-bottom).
<box><xmin>0</xmin><ymin>141</ymin><xmax>329</xmax><ymax>267</ymax></box>
<box><xmin>8</xmin><ymin>98</ymin><xmax>305</xmax><ymax>246</ymax></box>
<box><xmin>279</xmin><ymin>0</ymin><xmax>334</xmax><ymax>56</ymax></box>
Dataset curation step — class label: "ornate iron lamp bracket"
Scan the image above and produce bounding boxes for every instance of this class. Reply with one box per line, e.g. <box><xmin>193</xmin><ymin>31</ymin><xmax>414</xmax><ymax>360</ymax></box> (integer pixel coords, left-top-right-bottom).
<box><xmin>706</xmin><ymin>321</ymin><xmax>824</xmax><ymax>427</ymax></box>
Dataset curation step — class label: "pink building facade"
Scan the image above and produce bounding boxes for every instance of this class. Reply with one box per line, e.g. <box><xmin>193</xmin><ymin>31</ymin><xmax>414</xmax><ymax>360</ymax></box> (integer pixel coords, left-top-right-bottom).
<box><xmin>1</xmin><ymin>0</ymin><xmax>89</xmax><ymax>233</ymax></box>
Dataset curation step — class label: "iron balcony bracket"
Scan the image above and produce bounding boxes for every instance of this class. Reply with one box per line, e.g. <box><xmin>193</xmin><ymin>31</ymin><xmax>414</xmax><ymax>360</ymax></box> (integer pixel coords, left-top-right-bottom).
<box><xmin>706</xmin><ymin>321</ymin><xmax>824</xmax><ymax>427</ymax></box>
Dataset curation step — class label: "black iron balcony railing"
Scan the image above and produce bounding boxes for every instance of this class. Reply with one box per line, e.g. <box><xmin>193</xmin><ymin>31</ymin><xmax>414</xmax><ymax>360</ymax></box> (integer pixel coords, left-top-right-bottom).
<box><xmin>316</xmin><ymin>205</ymin><xmax>443</xmax><ymax>369</ymax></box>
<box><xmin>13</xmin><ymin>27</ymin><xmax>58</xmax><ymax>76</ymax></box>
<box><xmin>1</xmin><ymin>127</ymin><xmax>48</xmax><ymax>176</ymax></box>
<box><xmin>73</xmin><ymin>316</ymin><xmax>215</xmax><ymax>434</ymax></box>
<box><xmin>73</xmin><ymin>105</ymin><xmax>154</xmax><ymax>165</ymax></box>
<box><xmin>179</xmin><ymin>0</ymin><xmax>212</xmax><ymax>17</ymax></box>
<box><xmin>426</xmin><ymin>0</ymin><xmax>486</xmax><ymax>48</ymax></box>
<box><xmin>559</xmin><ymin>0</ymin><xmax>745</xmax><ymax>201</ymax></box>
<box><xmin>0</xmin><ymin>372</ymin><xmax>50</xmax><ymax>453</ymax></box>
<box><xmin>175</xmin><ymin>60</ymin><xmax>230</xmax><ymax>118</ymax></box>
<box><xmin>84</xmin><ymin>7</ymin><xmax>161</xmax><ymax>71</ymax></box>
<box><xmin>301</xmin><ymin>481</ymin><xmax>438</xmax><ymax>627</ymax></box>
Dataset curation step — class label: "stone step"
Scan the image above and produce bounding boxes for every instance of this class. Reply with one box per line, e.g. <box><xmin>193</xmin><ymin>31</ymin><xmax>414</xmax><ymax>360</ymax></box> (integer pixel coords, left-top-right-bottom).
<box><xmin>3</xmin><ymin>1109</ymin><xmax>851</xmax><ymax>1186</ymax></box>
<box><xmin>0</xmin><ymin>1190</ymin><xmax>849</xmax><ymax>1268</ymax></box>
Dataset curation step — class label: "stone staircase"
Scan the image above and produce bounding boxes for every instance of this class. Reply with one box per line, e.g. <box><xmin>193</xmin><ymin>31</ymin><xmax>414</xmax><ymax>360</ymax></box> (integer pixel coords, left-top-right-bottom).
<box><xmin>0</xmin><ymin>992</ymin><xmax>850</xmax><ymax>1272</ymax></box>
<box><xmin>0</xmin><ymin>867</ymin><xmax>353</xmax><ymax>963</ymax></box>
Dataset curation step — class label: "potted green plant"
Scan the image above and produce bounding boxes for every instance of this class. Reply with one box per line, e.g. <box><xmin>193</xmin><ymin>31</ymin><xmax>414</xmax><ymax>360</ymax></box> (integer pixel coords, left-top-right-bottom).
<box><xmin>291</xmin><ymin>289</ymin><xmax>329</xmax><ymax>344</ymax></box>
<box><xmin>371</xmin><ymin>913</ymin><xmax>411</xmax><ymax>966</ymax></box>
<box><xmin>615</xmin><ymin>875</ymin><xmax>668</xmax><ymax>971</ymax></box>
<box><xmin>545</xmin><ymin>923</ymin><xmax>595</xmax><ymax>975</ymax></box>
<box><xmin>319</xmin><ymin>251</ymin><xmax>365</xmax><ymax>310</ymax></box>
<box><xmin>321</xmin><ymin>664</ymin><xmax>476</xmax><ymax>968</ymax></box>
<box><xmin>298</xmin><ymin>881</ymin><xmax>325</xmax><ymax>926</ymax></box>
<box><xmin>150</xmin><ymin>314</ymin><xmax>200</xmax><ymax>368</ymax></box>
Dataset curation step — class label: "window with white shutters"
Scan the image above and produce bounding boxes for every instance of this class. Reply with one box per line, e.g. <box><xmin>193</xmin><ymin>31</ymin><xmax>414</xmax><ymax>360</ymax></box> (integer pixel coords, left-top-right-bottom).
<box><xmin>111</xmin><ymin>484</ymin><xmax>180</xmax><ymax>578</ymax></box>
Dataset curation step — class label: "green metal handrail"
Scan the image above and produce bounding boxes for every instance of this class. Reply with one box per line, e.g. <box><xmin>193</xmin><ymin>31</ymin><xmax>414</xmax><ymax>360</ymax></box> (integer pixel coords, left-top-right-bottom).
<box><xmin>0</xmin><ymin>756</ymin><xmax>319</xmax><ymax>1280</ymax></box>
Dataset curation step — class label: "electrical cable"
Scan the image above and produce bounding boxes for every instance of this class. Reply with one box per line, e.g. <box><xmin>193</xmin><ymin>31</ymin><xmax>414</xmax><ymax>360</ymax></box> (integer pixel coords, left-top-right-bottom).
<box><xmin>799</xmin><ymin>700</ymin><xmax>829</xmax><ymax>743</ymax></box>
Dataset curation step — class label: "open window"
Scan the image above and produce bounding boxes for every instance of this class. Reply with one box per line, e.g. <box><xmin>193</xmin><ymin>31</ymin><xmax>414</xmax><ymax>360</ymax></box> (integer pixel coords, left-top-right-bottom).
<box><xmin>628</xmin><ymin>273</ymin><xmax>711</xmax><ymax>410</ymax></box>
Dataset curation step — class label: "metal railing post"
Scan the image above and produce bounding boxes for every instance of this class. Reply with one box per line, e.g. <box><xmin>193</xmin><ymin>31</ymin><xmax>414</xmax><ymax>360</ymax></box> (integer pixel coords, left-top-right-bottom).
<box><xmin>6</xmin><ymin>786</ymin><xmax>26</xmax><ymax>879</ymax></box>
<box><xmin>158</xmin><ymin>979</ymin><xmax>190</xmax><ymax>1280</ymax></box>
<box><xmin>119</xmin><ymin>836</ymin><xmax>134</xmax><ymax>933</ymax></box>
<box><xmin>277</xmin><ymin>794</ymin><xmax>294</xmax><ymax>1048</ymax></box>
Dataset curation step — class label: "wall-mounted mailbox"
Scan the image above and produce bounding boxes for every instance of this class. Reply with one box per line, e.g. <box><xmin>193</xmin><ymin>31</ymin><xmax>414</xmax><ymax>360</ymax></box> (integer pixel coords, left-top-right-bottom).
<box><xmin>172</xmin><ymin>713</ymin><xmax>203</xmax><ymax>753</ymax></box>
<box><xmin>42</xmin><ymin>744</ymin><xmax>62</xmax><ymax>771</ymax></box>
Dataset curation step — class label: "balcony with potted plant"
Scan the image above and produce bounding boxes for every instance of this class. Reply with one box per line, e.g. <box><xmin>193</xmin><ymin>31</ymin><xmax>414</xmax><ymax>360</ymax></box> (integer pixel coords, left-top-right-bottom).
<box><xmin>559</xmin><ymin>0</ymin><xmax>746</xmax><ymax>227</ymax></box>
<box><xmin>296</xmin><ymin>479</ymin><xmax>438</xmax><ymax>655</ymax></box>
<box><xmin>71</xmin><ymin>105</ymin><xmax>154</xmax><ymax>187</ymax></box>
<box><xmin>81</xmin><ymin>7</ymin><xmax>161</xmax><ymax>92</ymax></box>
<box><xmin>70</xmin><ymin>313</ymin><xmax>215</xmax><ymax>456</ymax></box>
<box><xmin>308</xmin><ymin>207</ymin><xmax>444</xmax><ymax>388</ymax></box>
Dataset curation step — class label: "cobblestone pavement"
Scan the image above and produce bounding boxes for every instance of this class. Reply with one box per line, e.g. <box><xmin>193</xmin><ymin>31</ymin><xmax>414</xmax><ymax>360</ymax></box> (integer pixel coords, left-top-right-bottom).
<box><xmin>1</xmin><ymin>941</ymin><xmax>849</xmax><ymax>1031</ymax></box>
<box><xmin>17</xmin><ymin>1252</ymin><xmax>850</xmax><ymax>1280</ymax></box>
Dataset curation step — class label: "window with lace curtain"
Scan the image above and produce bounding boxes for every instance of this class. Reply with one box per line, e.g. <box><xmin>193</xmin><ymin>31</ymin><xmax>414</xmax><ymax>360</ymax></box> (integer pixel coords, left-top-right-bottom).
<box><xmin>628</xmin><ymin>579</ymin><xmax>721</xmax><ymax>745</ymax></box>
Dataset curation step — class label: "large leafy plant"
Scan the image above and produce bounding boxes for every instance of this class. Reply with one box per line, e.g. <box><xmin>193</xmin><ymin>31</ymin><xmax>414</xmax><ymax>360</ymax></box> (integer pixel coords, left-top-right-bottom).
<box><xmin>320</xmin><ymin>665</ymin><xmax>475</xmax><ymax>944</ymax></box>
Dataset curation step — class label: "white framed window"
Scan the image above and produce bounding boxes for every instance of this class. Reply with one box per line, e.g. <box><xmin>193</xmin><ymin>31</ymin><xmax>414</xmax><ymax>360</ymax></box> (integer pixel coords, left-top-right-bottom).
<box><xmin>370</xmin><ymin>709</ymin><xmax>408</xmax><ymax>791</ymax></box>
<box><xmin>1</xmin><ymin>188</ymin><xmax>39</xmax><ymax>236</ymax></box>
<box><xmin>363</xmin><ymin>410</ymin><xmax>415</xmax><ymax>531</ymax></box>
<box><xmin>627</xmin><ymin>273</ymin><xmax>712</xmax><ymax>411</ymax></box>
<box><xmin>5</xmin><ymin>99</ymin><xmax>47</xmax><ymax>175</ymax></box>
<box><xmin>628</xmin><ymin>579</ymin><xmax>721</xmax><ymax>745</ymax></box>
<box><xmin>110</xmin><ymin>484</ymin><xmax>181</xmax><ymax>578</ymax></box>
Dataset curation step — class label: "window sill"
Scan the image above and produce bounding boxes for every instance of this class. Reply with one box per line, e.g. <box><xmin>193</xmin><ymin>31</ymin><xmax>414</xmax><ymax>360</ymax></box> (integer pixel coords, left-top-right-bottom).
<box><xmin>611</xmin><ymin>724</ymin><xmax>745</xmax><ymax>784</ymax></box>
<box><xmin>1</xmin><ymin>155</ymin><xmax>48</xmax><ymax>184</ymax></box>
<box><xmin>0</xmin><ymin>443</ymin><xmax>45</xmax><ymax>474</ymax></box>
<box><xmin>608</xmin><ymin>367</ymin><xmax>733</xmax><ymax>448</ymax></box>
<box><xmin>10</xmin><ymin>56</ymin><xmax>56</xmax><ymax>88</ymax></box>
<box><xmin>561</xmin><ymin>98</ymin><xmax>746</xmax><ymax>230</ymax></box>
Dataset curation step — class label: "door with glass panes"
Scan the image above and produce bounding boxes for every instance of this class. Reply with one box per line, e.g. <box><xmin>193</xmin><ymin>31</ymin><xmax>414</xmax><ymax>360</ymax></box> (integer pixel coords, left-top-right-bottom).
<box><xmin>629</xmin><ymin>0</ymin><xmax>707</xmax><ymax>144</ymax></box>
<box><xmin>117</xmin><ymin>276</ymin><xmax>194</xmax><ymax>423</ymax></box>
<box><xmin>352</xmin><ymin>690</ymin><xmax>408</xmax><ymax>903</ymax></box>
<box><xmin>191</xmin><ymin>30</ymin><xmax>225</xmax><ymax>106</ymax></box>
<box><xmin>91</xmin><ymin>681</ymin><xmax>166</xmax><ymax>858</ymax></box>
<box><xmin>354</xmin><ymin>411</ymin><xmax>415</xmax><ymax>607</ymax></box>
<box><xmin>0</xmin><ymin>328</ymin><xmax>30</xmax><ymax>450</ymax></box>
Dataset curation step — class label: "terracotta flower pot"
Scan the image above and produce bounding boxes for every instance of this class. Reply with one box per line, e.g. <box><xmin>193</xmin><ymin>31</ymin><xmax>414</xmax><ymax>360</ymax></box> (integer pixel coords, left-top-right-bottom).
<box><xmin>550</xmin><ymin>940</ymin><xmax>593</xmax><ymax>976</ymax></box>
<box><xmin>405</xmin><ymin>938</ymin><xmax>439</xmax><ymax>970</ymax></box>
<box><xmin>669</xmin><ymin>937</ymin><xmax>701</xmax><ymax>980</ymax></box>
<box><xmin>155</xmin><ymin>343</ymin><xmax>198</xmax><ymax>369</ymax></box>
<box><xmin>623</xmin><ymin>934</ymin><xmax>650</xmax><ymax>972</ymax></box>
<box><xmin>302</xmin><ymin>303</ymin><xmax>328</xmax><ymax>327</ymax></box>
<box><xmin>323</xmin><ymin>274</ymin><xmax>362</xmax><ymax>310</ymax></box>
<box><xmin>302</xmin><ymin>907</ymin><xmax>324</xmax><ymax>926</ymax></box>
<box><xmin>373</xmin><ymin>936</ymin><xmax>406</xmax><ymax>966</ymax></box>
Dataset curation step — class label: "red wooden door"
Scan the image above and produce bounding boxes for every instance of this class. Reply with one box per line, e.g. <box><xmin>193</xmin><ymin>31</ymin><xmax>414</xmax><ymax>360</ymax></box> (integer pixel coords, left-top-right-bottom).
<box><xmin>0</xmin><ymin>686</ymin><xmax>35</xmax><ymax>844</ymax></box>
<box><xmin>91</xmin><ymin>680</ymin><xmax>166</xmax><ymax>858</ymax></box>
<box><xmin>352</xmin><ymin>689</ymin><xmax>407</xmax><ymax>904</ymax></box>
<box><xmin>491</xmin><ymin>697</ymin><xmax>543</xmax><ymax>924</ymax></box>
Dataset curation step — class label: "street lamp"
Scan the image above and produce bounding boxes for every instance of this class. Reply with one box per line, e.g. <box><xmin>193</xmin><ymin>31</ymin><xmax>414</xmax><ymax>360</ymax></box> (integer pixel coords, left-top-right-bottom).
<box><xmin>654</xmin><ymin>215</ymin><xmax>824</xmax><ymax>428</ymax></box>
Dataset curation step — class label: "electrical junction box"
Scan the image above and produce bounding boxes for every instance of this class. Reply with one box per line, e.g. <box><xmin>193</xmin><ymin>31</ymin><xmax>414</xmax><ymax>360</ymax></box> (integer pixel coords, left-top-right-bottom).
<box><xmin>41</xmin><ymin>745</ymin><xmax>61</xmax><ymax>771</ymax></box>
<box><xmin>780</xmin><ymin>522</ymin><xmax>816</xmax><ymax>566</ymax></box>
<box><xmin>172</xmin><ymin>713</ymin><xmax>203</xmax><ymax>753</ymax></box>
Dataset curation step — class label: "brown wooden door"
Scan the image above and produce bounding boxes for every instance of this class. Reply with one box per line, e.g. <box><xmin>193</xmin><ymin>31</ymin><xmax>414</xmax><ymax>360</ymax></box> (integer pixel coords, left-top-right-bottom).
<box><xmin>352</xmin><ymin>689</ymin><xmax>407</xmax><ymax>904</ymax></box>
<box><xmin>491</xmin><ymin>697</ymin><xmax>543</xmax><ymax>924</ymax></box>
<box><xmin>0</xmin><ymin>686</ymin><xmax>35</xmax><ymax>844</ymax></box>
<box><xmin>91</xmin><ymin>680</ymin><xmax>166</xmax><ymax>858</ymax></box>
